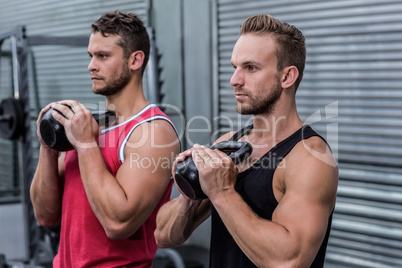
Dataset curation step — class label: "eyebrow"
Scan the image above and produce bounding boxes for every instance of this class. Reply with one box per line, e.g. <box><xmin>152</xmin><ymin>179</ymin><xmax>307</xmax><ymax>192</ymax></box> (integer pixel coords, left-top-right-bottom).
<box><xmin>232</xmin><ymin>60</ymin><xmax>260</xmax><ymax>67</ymax></box>
<box><xmin>243</xmin><ymin>60</ymin><xmax>260</xmax><ymax>65</ymax></box>
<box><xmin>88</xmin><ymin>50</ymin><xmax>110</xmax><ymax>56</ymax></box>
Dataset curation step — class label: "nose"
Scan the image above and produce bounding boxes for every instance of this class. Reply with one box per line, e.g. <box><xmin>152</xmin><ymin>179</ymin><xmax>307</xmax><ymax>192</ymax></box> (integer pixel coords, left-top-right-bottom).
<box><xmin>230</xmin><ymin>68</ymin><xmax>244</xmax><ymax>87</ymax></box>
<box><xmin>88</xmin><ymin>58</ymin><xmax>97</xmax><ymax>72</ymax></box>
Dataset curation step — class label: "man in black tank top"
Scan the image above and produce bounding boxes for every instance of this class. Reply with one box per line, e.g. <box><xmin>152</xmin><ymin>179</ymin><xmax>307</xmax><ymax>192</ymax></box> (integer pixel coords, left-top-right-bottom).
<box><xmin>155</xmin><ymin>14</ymin><xmax>338</xmax><ymax>268</ymax></box>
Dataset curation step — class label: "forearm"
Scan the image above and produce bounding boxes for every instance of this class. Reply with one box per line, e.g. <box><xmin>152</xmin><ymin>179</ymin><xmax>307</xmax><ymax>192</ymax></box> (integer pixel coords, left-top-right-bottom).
<box><xmin>211</xmin><ymin>191</ymin><xmax>301</xmax><ymax>268</ymax></box>
<box><xmin>76</xmin><ymin>147</ymin><xmax>135</xmax><ymax>235</ymax></box>
<box><xmin>30</xmin><ymin>146</ymin><xmax>63</xmax><ymax>226</ymax></box>
<box><xmin>155</xmin><ymin>195</ymin><xmax>207</xmax><ymax>248</ymax></box>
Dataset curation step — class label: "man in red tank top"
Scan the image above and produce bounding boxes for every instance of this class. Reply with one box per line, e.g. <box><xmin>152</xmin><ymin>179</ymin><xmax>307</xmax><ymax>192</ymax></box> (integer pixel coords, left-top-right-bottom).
<box><xmin>30</xmin><ymin>11</ymin><xmax>180</xmax><ymax>267</ymax></box>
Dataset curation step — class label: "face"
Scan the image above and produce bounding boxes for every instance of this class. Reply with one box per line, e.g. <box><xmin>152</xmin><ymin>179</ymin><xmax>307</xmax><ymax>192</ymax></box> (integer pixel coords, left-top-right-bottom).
<box><xmin>230</xmin><ymin>33</ymin><xmax>283</xmax><ymax>115</ymax></box>
<box><xmin>88</xmin><ymin>32</ymin><xmax>131</xmax><ymax>96</ymax></box>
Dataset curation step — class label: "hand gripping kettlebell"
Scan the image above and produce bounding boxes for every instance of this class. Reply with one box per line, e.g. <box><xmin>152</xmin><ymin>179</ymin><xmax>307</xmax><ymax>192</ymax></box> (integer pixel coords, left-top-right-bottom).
<box><xmin>174</xmin><ymin>141</ymin><xmax>253</xmax><ymax>200</ymax></box>
<box><xmin>39</xmin><ymin>108</ymin><xmax>115</xmax><ymax>151</ymax></box>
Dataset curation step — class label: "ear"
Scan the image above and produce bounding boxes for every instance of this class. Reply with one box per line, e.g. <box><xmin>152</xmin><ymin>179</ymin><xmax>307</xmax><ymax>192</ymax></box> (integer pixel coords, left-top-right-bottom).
<box><xmin>128</xmin><ymin>51</ymin><xmax>145</xmax><ymax>72</ymax></box>
<box><xmin>281</xmin><ymin>66</ymin><xmax>299</xmax><ymax>89</ymax></box>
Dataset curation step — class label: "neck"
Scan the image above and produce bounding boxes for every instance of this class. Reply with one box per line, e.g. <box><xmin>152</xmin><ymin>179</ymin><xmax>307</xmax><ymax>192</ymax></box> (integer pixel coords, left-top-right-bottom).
<box><xmin>250</xmin><ymin>98</ymin><xmax>303</xmax><ymax>144</ymax></box>
<box><xmin>105</xmin><ymin>76</ymin><xmax>149</xmax><ymax>122</ymax></box>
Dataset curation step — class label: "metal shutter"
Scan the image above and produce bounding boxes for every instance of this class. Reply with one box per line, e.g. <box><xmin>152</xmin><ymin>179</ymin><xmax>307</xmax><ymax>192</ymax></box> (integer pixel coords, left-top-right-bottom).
<box><xmin>213</xmin><ymin>0</ymin><xmax>402</xmax><ymax>267</ymax></box>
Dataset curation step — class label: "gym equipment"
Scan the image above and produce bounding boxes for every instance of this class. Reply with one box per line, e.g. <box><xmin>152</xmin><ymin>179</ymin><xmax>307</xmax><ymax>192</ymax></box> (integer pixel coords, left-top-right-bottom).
<box><xmin>0</xmin><ymin>97</ymin><xmax>25</xmax><ymax>140</ymax></box>
<box><xmin>174</xmin><ymin>141</ymin><xmax>253</xmax><ymax>200</ymax></box>
<box><xmin>39</xmin><ymin>108</ymin><xmax>115</xmax><ymax>151</ymax></box>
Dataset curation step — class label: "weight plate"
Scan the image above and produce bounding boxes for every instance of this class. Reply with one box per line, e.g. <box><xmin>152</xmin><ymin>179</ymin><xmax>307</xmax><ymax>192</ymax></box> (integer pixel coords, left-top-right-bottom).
<box><xmin>0</xmin><ymin>97</ymin><xmax>25</xmax><ymax>140</ymax></box>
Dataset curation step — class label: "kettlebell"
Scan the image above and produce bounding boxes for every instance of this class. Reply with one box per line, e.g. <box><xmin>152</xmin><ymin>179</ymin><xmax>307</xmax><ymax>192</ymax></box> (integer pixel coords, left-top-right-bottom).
<box><xmin>39</xmin><ymin>108</ymin><xmax>115</xmax><ymax>151</ymax></box>
<box><xmin>174</xmin><ymin>141</ymin><xmax>253</xmax><ymax>200</ymax></box>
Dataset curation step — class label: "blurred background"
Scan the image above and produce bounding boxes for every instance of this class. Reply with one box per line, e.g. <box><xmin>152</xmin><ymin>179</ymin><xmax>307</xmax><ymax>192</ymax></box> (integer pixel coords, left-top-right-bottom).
<box><xmin>0</xmin><ymin>0</ymin><xmax>401</xmax><ymax>267</ymax></box>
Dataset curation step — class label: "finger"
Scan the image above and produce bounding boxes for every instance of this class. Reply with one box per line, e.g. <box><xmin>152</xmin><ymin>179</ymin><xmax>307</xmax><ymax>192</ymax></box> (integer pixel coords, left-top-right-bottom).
<box><xmin>176</xmin><ymin>148</ymin><xmax>193</xmax><ymax>162</ymax></box>
<box><xmin>172</xmin><ymin>150</ymin><xmax>192</xmax><ymax>176</ymax></box>
<box><xmin>201</xmin><ymin>146</ymin><xmax>236</xmax><ymax>169</ymax></box>
<box><xmin>52</xmin><ymin>100</ymin><xmax>80</xmax><ymax>117</ymax></box>
<box><xmin>171</xmin><ymin>157</ymin><xmax>181</xmax><ymax>176</ymax></box>
<box><xmin>192</xmin><ymin>147</ymin><xmax>213</xmax><ymax>169</ymax></box>
<box><xmin>196</xmin><ymin>146</ymin><xmax>219</xmax><ymax>161</ymax></box>
<box><xmin>192</xmin><ymin>149</ymin><xmax>206</xmax><ymax>169</ymax></box>
<box><xmin>175</xmin><ymin>154</ymin><xmax>186</xmax><ymax>163</ymax></box>
<box><xmin>213</xmin><ymin>148</ymin><xmax>237</xmax><ymax>168</ymax></box>
<box><xmin>70</xmin><ymin>102</ymin><xmax>86</xmax><ymax>114</ymax></box>
<box><xmin>181</xmin><ymin>148</ymin><xmax>194</xmax><ymax>157</ymax></box>
<box><xmin>37</xmin><ymin>103</ymin><xmax>54</xmax><ymax>123</ymax></box>
<box><xmin>51</xmin><ymin>108</ymin><xmax>67</xmax><ymax>126</ymax></box>
<box><xmin>50</xmin><ymin>103</ymin><xmax>72</xmax><ymax>119</ymax></box>
<box><xmin>198</xmin><ymin>147</ymin><xmax>224</xmax><ymax>168</ymax></box>
<box><xmin>173</xmin><ymin>149</ymin><xmax>193</xmax><ymax>166</ymax></box>
<box><xmin>56</xmin><ymin>99</ymin><xmax>79</xmax><ymax>108</ymax></box>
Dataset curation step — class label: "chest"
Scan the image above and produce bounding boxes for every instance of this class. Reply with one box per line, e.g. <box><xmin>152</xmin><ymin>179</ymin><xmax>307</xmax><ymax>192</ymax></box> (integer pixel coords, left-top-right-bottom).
<box><xmin>236</xmin><ymin>140</ymin><xmax>276</xmax><ymax>173</ymax></box>
<box><xmin>235</xmin><ymin>148</ymin><xmax>289</xmax><ymax>219</ymax></box>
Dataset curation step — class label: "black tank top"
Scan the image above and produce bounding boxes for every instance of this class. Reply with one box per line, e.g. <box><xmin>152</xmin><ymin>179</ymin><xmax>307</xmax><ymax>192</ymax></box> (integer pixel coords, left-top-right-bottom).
<box><xmin>209</xmin><ymin>125</ymin><xmax>333</xmax><ymax>268</ymax></box>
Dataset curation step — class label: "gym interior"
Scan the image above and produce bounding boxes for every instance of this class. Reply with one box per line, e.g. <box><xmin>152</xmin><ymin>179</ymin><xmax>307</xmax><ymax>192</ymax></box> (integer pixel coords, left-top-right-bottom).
<box><xmin>0</xmin><ymin>0</ymin><xmax>401</xmax><ymax>267</ymax></box>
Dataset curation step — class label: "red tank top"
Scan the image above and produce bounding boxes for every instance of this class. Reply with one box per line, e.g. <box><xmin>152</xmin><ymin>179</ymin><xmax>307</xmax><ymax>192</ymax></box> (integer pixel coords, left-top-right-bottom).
<box><xmin>54</xmin><ymin>104</ymin><xmax>177</xmax><ymax>268</ymax></box>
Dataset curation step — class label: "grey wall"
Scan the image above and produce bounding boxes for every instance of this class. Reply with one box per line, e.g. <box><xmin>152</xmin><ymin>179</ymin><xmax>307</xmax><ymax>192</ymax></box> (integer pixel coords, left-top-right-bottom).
<box><xmin>183</xmin><ymin>0</ymin><xmax>214</xmax><ymax>148</ymax></box>
<box><xmin>151</xmin><ymin>0</ymin><xmax>213</xmax><ymax>256</ymax></box>
<box><xmin>150</xmin><ymin>0</ymin><xmax>186</xmax><ymax>145</ymax></box>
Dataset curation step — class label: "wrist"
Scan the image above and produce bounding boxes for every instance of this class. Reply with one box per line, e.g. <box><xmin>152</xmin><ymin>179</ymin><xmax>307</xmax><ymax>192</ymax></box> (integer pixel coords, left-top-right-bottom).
<box><xmin>75</xmin><ymin>141</ymin><xmax>99</xmax><ymax>153</ymax></box>
<box><xmin>40</xmin><ymin>145</ymin><xmax>59</xmax><ymax>157</ymax></box>
<box><xmin>177</xmin><ymin>194</ymin><xmax>202</xmax><ymax>216</ymax></box>
<box><xmin>209</xmin><ymin>188</ymin><xmax>237</xmax><ymax>208</ymax></box>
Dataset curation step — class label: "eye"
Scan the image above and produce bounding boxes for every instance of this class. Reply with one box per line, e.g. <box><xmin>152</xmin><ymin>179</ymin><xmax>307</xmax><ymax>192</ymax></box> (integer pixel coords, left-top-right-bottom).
<box><xmin>247</xmin><ymin>65</ymin><xmax>256</xmax><ymax>71</ymax></box>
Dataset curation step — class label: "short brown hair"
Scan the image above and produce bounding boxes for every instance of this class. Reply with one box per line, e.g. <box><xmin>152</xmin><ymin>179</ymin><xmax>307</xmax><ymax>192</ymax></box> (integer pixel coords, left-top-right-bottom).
<box><xmin>240</xmin><ymin>14</ymin><xmax>306</xmax><ymax>91</ymax></box>
<box><xmin>91</xmin><ymin>11</ymin><xmax>150</xmax><ymax>76</ymax></box>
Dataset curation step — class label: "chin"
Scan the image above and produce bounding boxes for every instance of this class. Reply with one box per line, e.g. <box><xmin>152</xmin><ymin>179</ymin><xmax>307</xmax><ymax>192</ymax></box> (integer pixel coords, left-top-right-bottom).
<box><xmin>235</xmin><ymin>102</ymin><xmax>248</xmax><ymax>112</ymax></box>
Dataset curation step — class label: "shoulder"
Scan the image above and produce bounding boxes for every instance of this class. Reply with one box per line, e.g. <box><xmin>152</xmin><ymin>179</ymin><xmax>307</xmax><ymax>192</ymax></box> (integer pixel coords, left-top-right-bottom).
<box><xmin>292</xmin><ymin>135</ymin><xmax>337</xmax><ymax>170</ymax></box>
<box><xmin>280</xmin><ymin>135</ymin><xmax>338</xmax><ymax>205</ymax></box>
<box><xmin>114</xmin><ymin>110</ymin><xmax>180</xmax><ymax>162</ymax></box>
<box><xmin>287</xmin><ymin>135</ymin><xmax>338</xmax><ymax>178</ymax></box>
<box><xmin>129</xmin><ymin>118</ymin><xmax>179</xmax><ymax>148</ymax></box>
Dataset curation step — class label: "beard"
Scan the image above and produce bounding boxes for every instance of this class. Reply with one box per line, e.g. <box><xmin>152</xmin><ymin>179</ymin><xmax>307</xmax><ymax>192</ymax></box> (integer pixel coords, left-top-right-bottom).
<box><xmin>93</xmin><ymin>64</ymin><xmax>131</xmax><ymax>97</ymax></box>
<box><xmin>235</xmin><ymin>77</ymin><xmax>283</xmax><ymax>116</ymax></box>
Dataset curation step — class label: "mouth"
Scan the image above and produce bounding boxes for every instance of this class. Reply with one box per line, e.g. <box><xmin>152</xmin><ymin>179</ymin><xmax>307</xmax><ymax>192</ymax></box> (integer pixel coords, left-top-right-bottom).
<box><xmin>91</xmin><ymin>76</ymin><xmax>102</xmax><ymax>81</ymax></box>
<box><xmin>235</xmin><ymin>92</ymin><xmax>248</xmax><ymax>100</ymax></box>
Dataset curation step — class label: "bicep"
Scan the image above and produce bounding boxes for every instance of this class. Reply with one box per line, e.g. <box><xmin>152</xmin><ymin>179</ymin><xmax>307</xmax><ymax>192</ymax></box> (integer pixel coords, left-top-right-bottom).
<box><xmin>116</xmin><ymin>154</ymin><xmax>172</xmax><ymax>212</ymax></box>
<box><xmin>272</xmin><ymin>147</ymin><xmax>338</xmax><ymax>258</ymax></box>
<box><xmin>272</xmin><ymin>186</ymin><xmax>331</xmax><ymax>250</ymax></box>
<box><xmin>115</xmin><ymin>121</ymin><xmax>180</xmax><ymax>218</ymax></box>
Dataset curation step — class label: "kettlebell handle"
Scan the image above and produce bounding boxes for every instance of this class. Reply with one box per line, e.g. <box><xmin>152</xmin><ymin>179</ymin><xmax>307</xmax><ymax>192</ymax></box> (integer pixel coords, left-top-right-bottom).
<box><xmin>39</xmin><ymin>108</ymin><xmax>115</xmax><ymax>151</ymax></box>
<box><xmin>209</xmin><ymin>140</ymin><xmax>252</xmax><ymax>165</ymax></box>
<box><xmin>174</xmin><ymin>140</ymin><xmax>253</xmax><ymax>200</ymax></box>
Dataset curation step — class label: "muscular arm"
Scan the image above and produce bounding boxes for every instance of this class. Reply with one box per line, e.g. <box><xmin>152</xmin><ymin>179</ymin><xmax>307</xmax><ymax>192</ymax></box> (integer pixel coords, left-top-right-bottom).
<box><xmin>155</xmin><ymin>195</ymin><xmax>211</xmax><ymax>248</ymax></box>
<box><xmin>154</xmin><ymin>132</ymin><xmax>236</xmax><ymax>247</ymax></box>
<box><xmin>30</xmin><ymin>104</ymin><xmax>65</xmax><ymax>227</ymax></box>
<box><xmin>76</xmin><ymin>120</ymin><xmax>180</xmax><ymax>239</ymax></box>
<box><xmin>30</xmin><ymin>148</ymin><xmax>65</xmax><ymax>226</ymax></box>
<box><xmin>48</xmin><ymin>101</ymin><xmax>180</xmax><ymax>239</ymax></box>
<box><xmin>194</xmin><ymin>137</ymin><xmax>338</xmax><ymax>267</ymax></box>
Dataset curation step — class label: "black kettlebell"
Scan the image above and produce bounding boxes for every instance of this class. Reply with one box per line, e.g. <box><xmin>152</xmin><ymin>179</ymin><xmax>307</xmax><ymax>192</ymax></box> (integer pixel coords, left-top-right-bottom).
<box><xmin>174</xmin><ymin>141</ymin><xmax>253</xmax><ymax>200</ymax></box>
<box><xmin>39</xmin><ymin>108</ymin><xmax>115</xmax><ymax>151</ymax></box>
